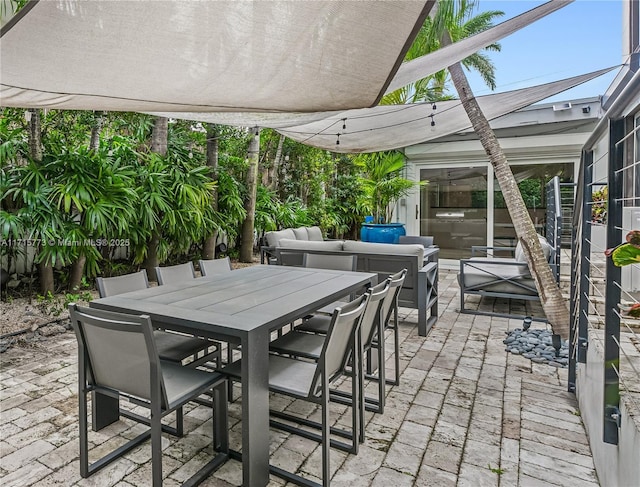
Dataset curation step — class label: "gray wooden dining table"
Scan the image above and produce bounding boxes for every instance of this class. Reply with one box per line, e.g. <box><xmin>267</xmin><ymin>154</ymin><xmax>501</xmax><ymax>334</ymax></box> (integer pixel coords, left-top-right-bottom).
<box><xmin>90</xmin><ymin>264</ymin><xmax>376</xmax><ymax>486</ymax></box>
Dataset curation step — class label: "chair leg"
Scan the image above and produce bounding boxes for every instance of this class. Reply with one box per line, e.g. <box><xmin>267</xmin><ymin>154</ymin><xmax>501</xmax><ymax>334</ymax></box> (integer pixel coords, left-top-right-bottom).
<box><xmin>391</xmin><ymin>305</ymin><xmax>400</xmax><ymax>386</ymax></box>
<box><xmin>227</xmin><ymin>346</ymin><xmax>235</xmax><ymax>401</ymax></box>
<box><xmin>213</xmin><ymin>382</ymin><xmax>229</xmax><ymax>452</ymax></box>
<box><xmin>81</xmin><ymin>389</ymin><xmax>150</xmax><ymax>478</ymax></box>
<box><xmin>175</xmin><ymin>407</ymin><xmax>184</xmax><ymax>437</ymax></box>
<box><xmin>352</xmin><ymin>353</ymin><xmax>361</xmax><ymax>450</ymax></box>
<box><xmin>377</xmin><ymin>328</ymin><xmax>386</xmax><ymax>413</ymax></box>
<box><xmin>353</xmin><ymin>333</ymin><xmax>364</xmax><ymax>446</ymax></box>
<box><xmin>151</xmin><ymin>415</ymin><xmax>163</xmax><ymax>486</ymax></box>
<box><xmin>321</xmin><ymin>380</ymin><xmax>331</xmax><ymax>487</ymax></box>
<box><xmin>79</xmin><ymin>389</ymin><xmax>89</xmax><ymax>478</ymax></box>
<box><xmin>151</xmin><ymin>407</ymin><xmax>163</xmax><ymax>487</ymax></box>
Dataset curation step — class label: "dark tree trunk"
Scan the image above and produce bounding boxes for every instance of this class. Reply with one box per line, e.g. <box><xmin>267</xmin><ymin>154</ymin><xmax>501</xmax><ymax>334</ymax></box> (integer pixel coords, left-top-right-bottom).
<box><xmin>240</xmin><ymin>128</ymin><xmax>260</xmax><ymax>263</ymax></box>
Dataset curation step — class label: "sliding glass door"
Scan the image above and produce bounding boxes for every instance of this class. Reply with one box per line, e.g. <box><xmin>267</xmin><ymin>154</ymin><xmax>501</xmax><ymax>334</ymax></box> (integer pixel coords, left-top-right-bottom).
<box><xmin>419</xmin><ymin>166</ymin><xmax>488</xmax><ymax>260</ymax></box>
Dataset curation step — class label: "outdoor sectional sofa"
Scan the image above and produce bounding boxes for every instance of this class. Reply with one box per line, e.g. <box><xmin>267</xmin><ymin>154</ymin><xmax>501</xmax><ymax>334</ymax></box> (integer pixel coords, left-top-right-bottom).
<box><xmin>264</xmin><ymin>228</ymin><xmax>439</xmax><ymax>336</ymax></box>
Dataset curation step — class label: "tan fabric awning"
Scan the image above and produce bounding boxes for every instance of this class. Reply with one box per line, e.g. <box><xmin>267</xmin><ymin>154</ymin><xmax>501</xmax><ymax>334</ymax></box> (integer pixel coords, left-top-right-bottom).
<box><xmin>0</xmin><ymin>0</ymin><xmax>434</xmax><ymax>112</ymax></box>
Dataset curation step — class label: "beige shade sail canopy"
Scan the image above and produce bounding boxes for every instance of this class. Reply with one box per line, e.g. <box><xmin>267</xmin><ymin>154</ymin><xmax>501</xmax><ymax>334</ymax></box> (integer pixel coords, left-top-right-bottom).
<box><xmin>1</xmin><ymin>0</ymin><xmax>607</xmax><ymax>155</ymax></box>
<box><xmin>146</xmin><ymin>1</ymin><xmax>575</xmax><ymax>128</ymax></box>
<box><xmin>161</xmin><ymin>67</ymin><xmax>614</xmax><ymax>153</ymax></box>
<box><xmin>0</xmin><ymin>0</ymin><xmax>434</xmax><ymax>112</ymax></box>
<box><xmin>277</xmin><ymin>67</ymin><xmax>615</xmax><ymax>152</ymax></box>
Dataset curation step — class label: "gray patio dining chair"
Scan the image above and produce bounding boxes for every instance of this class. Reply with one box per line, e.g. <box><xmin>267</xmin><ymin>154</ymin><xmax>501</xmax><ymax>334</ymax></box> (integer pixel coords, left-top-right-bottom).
<box><xmin>221</xmin><ymin>293</ymin><xmax>369</xmax><ymax>487</ymax></box>
<box><xmin>303</xmin><ymin>252</ymin><xmax>358</xmax><ymax>315</ymax></box>
<box><xmin>155</xmin><ymin>261</ymin><xmax>197</xmax><ymax>285</ymax></box>
<box><xmin>297</xmin><ymin>269</ymin><xmax>407</xmax><ymax>387</ymax></box>
<box><xmin>269</xmin><ymin>279</ymin><xmax>390</xmax><ymax>444</ymax></box>
<box><xmin>368</xmin><ymin>268</ymin><xmax>406</xmax><ymax>387</ymax></box>
<box><xmin>302</xmin><ymin>252</ymin><xmax>357</xmax><ymax>271</ymax></box>
<box><xmin>96</xmin><ymin>270</ymin><xmax>220</xmax><ymax>368</ymax></box>
<box><xmin>199</xmin><ymin>256</ymin><xmax>232</xmax><ymax>276</ymax></box>
<box><xmin>69</xmin><ymin>304</ymin><xmax>229</xmax><ymax>487</ymax></box>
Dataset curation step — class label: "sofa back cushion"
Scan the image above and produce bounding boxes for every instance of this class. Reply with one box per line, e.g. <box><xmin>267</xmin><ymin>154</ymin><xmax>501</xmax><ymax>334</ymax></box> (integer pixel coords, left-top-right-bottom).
<box><xmin>278</xmin><ymin>239</ymin><xmax>344</xmax><ymax>251</ymax></box>
<box><xmin>306</xmin><ymin>226</ymin><xmax>324</xmax><ymax>241</ymax></box>
<box><xmin>343</xmin><ymin>240</ymin><xmax>423</xmax><ymax>258</ymax></box>
<box><xmin>292</xmin><ymin>227</ymin><xmax>309</xmax><ymax>240</ymax></box>
<box><xmin>265</xmin><ymin>228</ymin><xmax>296</xmax><ymax>247</ymax></box>
<box><xmin>515</xmin><ymin>234</ymin><xmax>553</xmax><ymax>263</ymax></box>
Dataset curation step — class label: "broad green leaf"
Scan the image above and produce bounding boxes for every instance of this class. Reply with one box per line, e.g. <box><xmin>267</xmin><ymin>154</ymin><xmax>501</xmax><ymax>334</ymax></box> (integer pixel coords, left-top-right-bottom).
<box><xmin>610</xmin><ymin>243</ymin><xmax>640</xmax><ymax>267</ymax></box>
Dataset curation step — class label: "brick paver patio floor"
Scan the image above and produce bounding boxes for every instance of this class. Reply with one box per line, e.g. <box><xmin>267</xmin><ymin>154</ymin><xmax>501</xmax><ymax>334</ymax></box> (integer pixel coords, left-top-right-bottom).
<box><xmin>0</xmin><ymin>271</ymin><xmax>600</xmax><ymax>486</ymax></box>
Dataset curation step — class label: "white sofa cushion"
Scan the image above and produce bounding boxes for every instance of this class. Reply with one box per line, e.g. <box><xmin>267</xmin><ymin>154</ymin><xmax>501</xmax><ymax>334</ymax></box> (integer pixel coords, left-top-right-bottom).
<box><xmin>292</xmin><ymin>227</ymin><xmax>309</xmax><ymax>240</ymax></box>
<box><xmin>265</xmin><ymin>228</ymin><xmax>296</xmax><ymax>247</ymax></box>
<box><xmin>306</xmin><ymin>226</ymin><xmax>324</xmax><ymax>241</ymax></box>
<box><xmin>278</xmin><ymin>238</ymin><xmax>344</xmax><ymax>252</ymax></box>
<box><xmin>515</xmin><ymin>234</ymin><xmax>552</xmax><ymax>263</ymax></box>
<box><xmin>343</xmin><ymin>240</ymin><xmax>423</xmax><ymax>257</ymax></box>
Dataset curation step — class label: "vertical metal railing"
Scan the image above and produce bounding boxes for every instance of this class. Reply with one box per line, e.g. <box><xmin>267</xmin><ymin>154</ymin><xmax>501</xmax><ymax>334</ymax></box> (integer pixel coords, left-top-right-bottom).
<box><xmin>545</xmin><ymin>177</ymin><xmax>563</xmax><ymax>283</ymax></box>
<box><xmin>568</xmin><ymin>150</ymin><xmax>593</xmax><ymax>392</ymax></box>
<box><xmin>603</xmin><ymin>118</ymin><xmax>625</xmax><ymax>445</ymax></box>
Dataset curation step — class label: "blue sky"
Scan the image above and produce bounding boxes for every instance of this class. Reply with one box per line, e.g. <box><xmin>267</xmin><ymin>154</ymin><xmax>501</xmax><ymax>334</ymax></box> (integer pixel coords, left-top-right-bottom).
<box><xmin>465</xmin><ymin>0</ymin><xmax>623</xmax><ymax>103</ymax></box>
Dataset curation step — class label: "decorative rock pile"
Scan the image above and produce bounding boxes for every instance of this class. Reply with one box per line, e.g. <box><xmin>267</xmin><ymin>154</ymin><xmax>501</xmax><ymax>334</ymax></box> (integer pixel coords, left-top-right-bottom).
<box><xmin>503</xmin><ymin>319</ymin><xmax>569</xmax><ymax>367</ymax></box>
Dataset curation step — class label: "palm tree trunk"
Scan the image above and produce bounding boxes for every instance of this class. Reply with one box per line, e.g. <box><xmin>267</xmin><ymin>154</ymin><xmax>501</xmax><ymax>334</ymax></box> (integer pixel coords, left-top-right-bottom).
<box><xmin>27</xmin><ymin>109</ymin><xmax>54</xmax><ymax>294</ymax></box>
<box><xmin>68</xmin><ymin>254</ymin><xmax>86</xmax><ymax>291</ymax></box>
<box><xmin>446</xmin><ymin>53</ymin><xmax>569</xmax><ymax>338</ymax></box>
<box><xmin>268</xmin><ymin>134</ymin><xmax>285</xmax><ymax>191</ymax></box>
<box><xmin>90</xmin><ymin>111</ymin><xmax>106</xmax><ymax>151</ymax></box>
<box><xmin>240</xmin><ymin>128</ymin><xmax>260</xmax><ymax>263</ymax></box>
<box><xmin>203</xmin><ymin>123</ymin><xmax>220</xmax><ymax>260</ymax></box>
<box><xmin>145</xmin><ymin>230</ymin><xmax>160</xmax><ymax>282</ymax></box>
<box><xmin>151</xmin><ymin>117</ymin><xmax>168</xmax><ymax>156</ymax></box>
<box><xmin>69</xmin><ymin>111</ymin><xmax>105</xmax><ymax>291</ymax></box>
<box><xmin>143</xmin><ymin>116</ymin><xmax>168</xmax><ymax>278</ymax></box>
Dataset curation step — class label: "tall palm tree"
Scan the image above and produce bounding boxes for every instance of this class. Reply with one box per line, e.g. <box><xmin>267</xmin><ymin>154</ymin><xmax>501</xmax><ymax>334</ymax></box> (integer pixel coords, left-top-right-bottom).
<box><xmin>429</xmin><ymin>0</ymin><xmax>569</xmax><ymax>338</ymax></box>
<box><xmin>239</xmin><ymin>128</ymin><xmax>261</xmax><ymax>263</ymax></box>
<box><xmin>202</xmin><ymin>123</ymin><xmax>220</xmax><ymax>260</ymax></box>
<box><xmin>381</xmin><ymin>0</ymin><xmax>503</xmax><ymax>104</ymax></box>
